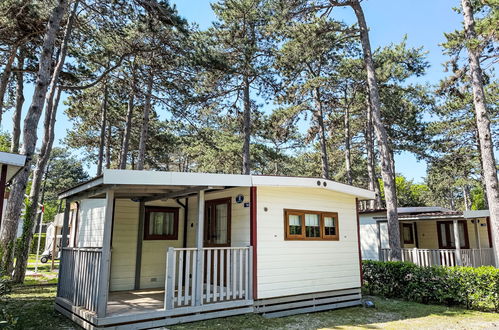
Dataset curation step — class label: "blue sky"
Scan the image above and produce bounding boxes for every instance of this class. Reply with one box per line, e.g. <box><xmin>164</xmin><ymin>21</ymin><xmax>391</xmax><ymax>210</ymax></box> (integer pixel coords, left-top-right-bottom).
<box><xmin>1</xmin><ymin>0</ymin><xmax>463</xmax><ymax>182</ymax></box>
<box><xmin>172</xmin><ymin>0</ymin><xmax>463</xmax><ymax>183</ymax></box>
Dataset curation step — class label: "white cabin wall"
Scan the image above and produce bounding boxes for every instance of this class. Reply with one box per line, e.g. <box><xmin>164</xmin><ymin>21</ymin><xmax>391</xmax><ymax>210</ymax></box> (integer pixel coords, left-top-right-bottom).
<box><xmin>109</xmin><ymin>188</ymin><xmax>251</xmax><ymax>291</ymax></box>
<box><xmin>140</xmin><ymin>200</ymin><xmax>185</xmax><ymax>289</ymax></box>
<box><xmin>76</xmin><ymin>199</ymin><xmax>106</xmax><ymax>247</ymax></box>
<box><xmin>256</xmin><ymin>186</ymin><xmax>361</xmax><ymax>299</ymax></box>
<box><xmin>185</xmin><ymin>187</ymin><xmax>251</xmax><ymax>248</ymax></box>
<box><xmin>110</xmin><ymin>199</ymin><xmax>139</xmax><ymax>291</ymax></box>
<box><xmin>359</xmin><ymin>213</ymin><xmax>385</xmax><ymax>260</ymax></box>
<box><xmin>109</xmin><ymin>199</ymin><xmax>186</xmax><ymax>291</ymax></box>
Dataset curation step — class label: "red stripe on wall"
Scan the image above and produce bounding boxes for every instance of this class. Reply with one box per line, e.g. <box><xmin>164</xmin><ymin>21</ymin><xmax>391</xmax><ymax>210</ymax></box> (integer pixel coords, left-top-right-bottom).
<box><xmin>250</xmin><ymin>186</ymin><xmax>258</xmax><ymax>300</ymax></box>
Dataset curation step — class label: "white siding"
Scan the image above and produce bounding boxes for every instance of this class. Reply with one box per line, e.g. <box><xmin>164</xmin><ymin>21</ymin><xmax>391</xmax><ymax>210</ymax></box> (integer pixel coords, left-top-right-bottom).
<box><xmin>185</xmin><ymin>188</ymin><xmax>251</xmax><ymax>248</ymax></box>
<box><xmin>76</xmin><ymin>199</ymin><xmax>106</xmax><ymax>247</ymax></box>
<box><xmin>109</xmin><ymin>188</ymin><xmax>251</xmax><ymax>291</ymax></box>
<box><xmin>140</xmin><ymin>200</ymin><xmax>185</xmax><ymax>289</ymax></box>
<box><xmin>109</xmin><ymin>199</ymin><xmax>186</xmax><ymax>291</ymax></box>
<box><xmin>256</xmin><ymin>186</ymin><xmax>361</xmax><ymax>299</ymax></box>
<box><xmin>359</xmin><ymin>212</ymin><xmax>388</xmax><ymax>260</ymax></box>
<box><xmin>110</xmin><ymin>199</ymin><xmax>139</xmax><ymax>291</ymax></box>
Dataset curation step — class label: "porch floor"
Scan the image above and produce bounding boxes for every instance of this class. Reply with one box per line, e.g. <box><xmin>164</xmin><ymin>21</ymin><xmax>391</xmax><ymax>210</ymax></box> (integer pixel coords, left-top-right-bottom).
<box><xmin>107</xmin><ymin>289</ymin><xmax>164</xmax><ymax>316</ymax></box>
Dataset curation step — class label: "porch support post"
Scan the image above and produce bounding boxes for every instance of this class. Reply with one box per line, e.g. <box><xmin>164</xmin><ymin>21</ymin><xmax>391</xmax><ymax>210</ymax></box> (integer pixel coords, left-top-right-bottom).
<box><xmin>376</xmin><ymin>221</ymin><xmax>382</xmax><ymax>261</ymax></box>
<box><xmin>56</xmin><ymin>199</ymin><xmax>71</xmax><ymax>296</ymax></box>
<box><xmin>134</xmin><ymin>199</ymin><xmax>145</xmax><ymax>290</ymax></box>
<box><xmin>453</xmin><ymin>219</ymin><xmax>462</xmax><ymax>266</ymax></box>
<box><xmin>195</xmin><ymin>190</ymin><xmax>205</xmax><ymax>306</ymax></box>
<box><xmin>97</xmin><ymin>189</ymin><xmax>115</xmax><ymax>317</ymax></box>
<box><xmin>474</xmin><ymin>219</ymin><xmax>483</xmax><ymax>266</ymax></box>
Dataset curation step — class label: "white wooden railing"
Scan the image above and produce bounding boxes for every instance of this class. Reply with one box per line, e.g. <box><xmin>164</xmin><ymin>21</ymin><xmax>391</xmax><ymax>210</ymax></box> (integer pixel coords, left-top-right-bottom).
<box><xmin>381</xmin><ymin>248</ymin><xmax>495</xmax><ymax>267</ymax></box>
<box><xmin>165</xmin><ymin>246</ymin><xmax>253</xmax><ymax>309</ymax></box>
<box><xmin>58</xmin><ymin>247</ymin><xmax>102</xmax><ymax>312</ymax></box>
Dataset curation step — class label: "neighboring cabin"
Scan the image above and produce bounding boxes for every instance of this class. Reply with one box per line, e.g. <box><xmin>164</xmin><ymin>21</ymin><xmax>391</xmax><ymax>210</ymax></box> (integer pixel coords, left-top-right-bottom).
<box><xmin>55</xmin><ymin>169</ymin><xmax>374</xmax><ymax>329</ymax></box>
<box><xmin>360</xmin><ymin>207</ymin><xmax>494</xmax><ymax>267</ymax></box>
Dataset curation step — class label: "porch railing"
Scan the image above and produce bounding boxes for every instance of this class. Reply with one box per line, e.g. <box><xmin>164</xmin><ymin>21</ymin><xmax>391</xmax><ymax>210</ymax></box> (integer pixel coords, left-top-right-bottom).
<box><xmin>381</xmin><ymin>248</ymin><xmax>495</xmax><ymax>267</ymax></box>
<box><xmin>165</xmin><ymin>246</ymin><xmax>253</xmax><ymax>309</ymax></box>
<box><xmin>58</xmin><ymin>247</ymin><xmax>102</xmax><ymax>312</ymax></box>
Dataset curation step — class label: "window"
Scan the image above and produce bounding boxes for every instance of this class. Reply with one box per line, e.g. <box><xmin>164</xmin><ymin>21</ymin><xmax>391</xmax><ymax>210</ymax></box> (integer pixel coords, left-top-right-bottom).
<box><xmin>305</xmin><ymin>214</ymin><xmax>320</xmax><ymax>238</ymax></box>
<box><xmin>323</xmin><ymin>214</ymin><xmax>338</xmax><ymax>239</ymax></box>
<box><xmin>437</xmin><ymin>221</ymin><xmax>469</xmax><ymax>249</ymax></box>
<box><xmin>144</xmin><ymin>207</ymin><xmax>179</xmax><ymax>240</ymax></box>
<box><xmin>402</xmin><ymin>223</ymin><xmax>414</xmax><ymax>244</ymax></box>
<box><xmin>284</xmin><ymin>209</ymin><xmax>339</xmax><ymax>240</ymax></box>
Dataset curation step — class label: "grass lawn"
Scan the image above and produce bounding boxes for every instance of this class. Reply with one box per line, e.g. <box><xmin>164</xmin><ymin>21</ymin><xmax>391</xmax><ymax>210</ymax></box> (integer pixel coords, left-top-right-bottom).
<box><xmin>2</xmin><ymin>285</ymin><xmax>499</xmax><ymax>330</ymax></box>
<box><xmin>23</xmin><ymin>254</ymin><xmax>59</xmax><ymax>285</ymax></box>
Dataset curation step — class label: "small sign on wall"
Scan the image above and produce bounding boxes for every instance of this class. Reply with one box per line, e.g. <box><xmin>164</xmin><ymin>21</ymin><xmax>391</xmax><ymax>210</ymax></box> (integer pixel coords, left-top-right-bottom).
<box><xmin>244</xmin><ymin>202</ymin><xmax>250</xmax><ymax>208</ymax></box>
<box><xmin>235</xmin><ymin>194</ymin><xmax>244</xmax><ymax>203</ymax></box>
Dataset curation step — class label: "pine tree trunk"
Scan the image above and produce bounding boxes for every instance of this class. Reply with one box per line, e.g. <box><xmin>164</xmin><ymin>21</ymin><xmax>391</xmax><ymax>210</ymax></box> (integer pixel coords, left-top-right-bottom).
<box><xmin>106</xmin><ymin>122</ymin><xmax>111</xmax><ymax>169</ymax></box>
<box><xmin>137</xmin><ymin>71</ymin><xmax>154</xmax><ymax>170</ymax></box>
<box><xmin>11</xmin><ymin>50</ymin><xmax>25</xmax><ymax>153</ymax></box>
<box><xmin>344</xmin><ymin>105</ymin><xmax>352</xmax><ymax>185</ymax></box>
<box><xmin>463</xmin><ymin>185</ymin><xmax>471</xmax><ymax>211</ymax></box>
<box><xmin>242</xmin><ymin>75</ymin><xmax>251</xmax><ymax>175</ymax></box>
<box><xmin>313</xmin><ymin>88</ymin><xmax>330</xmax><ymax>179</ymax></box>
<box><xmin>351</xmin><ymin>0</ymin><xmax>400</xmax><ymax>260</ymax></box>
<box><xmin>12</xmin><ymin>87</ymin><xmax>61</xmax><ymax>283</ymax></box>
<box><xmin>0</xmin><ymin>45</ymin><xmax>18</xmax><ymax>124</ymax></box>
<box><xmin>461</xmin><ymin>0</ymin><xmax>499</xmax><ymax>265</ymax></box>
<box><xmin>96</xmin><ymin>82</ymin><xmax>108</xmax><ymax>176</ymax></box>
<box><xmin>0</xmin><ymin>0</ymin><xmax>68</xmax><ymax>275</ymax></box>
<box><xmin>119</xmin><ymin>68</ymin><xmax>136</xmax><ymax>170</ymax></box>
<box><xmin>12</xmin><ymin>0</ymin><xmax>78</xmax><ymax>283</ymax></box>
<box><xmin>365</xmin><ymin>99</ymin><xmax>382</xmax><ymax>209</ymax></box>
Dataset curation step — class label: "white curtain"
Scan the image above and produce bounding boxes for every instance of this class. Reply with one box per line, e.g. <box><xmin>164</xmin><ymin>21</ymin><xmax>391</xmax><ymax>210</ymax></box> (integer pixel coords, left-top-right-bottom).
<box><xmin>305</xmin><ymin>214</ymin><xmax>319</xmax><ymax>226</ymax></box>
<box><xmin>215</xmin><ymin>204</ymin><xmax>228</xmax><ymax>244</ymax></box>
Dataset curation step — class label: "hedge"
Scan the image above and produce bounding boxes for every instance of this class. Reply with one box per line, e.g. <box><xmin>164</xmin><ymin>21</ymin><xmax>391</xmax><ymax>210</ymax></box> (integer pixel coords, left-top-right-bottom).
<box><xmin>362</xmin><ymin>260</ymin><xmax>499</xmax><ymax>312</ymax></box>
<box><xmin>29</xmin><ymin>233</ymin><xmax>47</xmax><ymax>255</ymax></box>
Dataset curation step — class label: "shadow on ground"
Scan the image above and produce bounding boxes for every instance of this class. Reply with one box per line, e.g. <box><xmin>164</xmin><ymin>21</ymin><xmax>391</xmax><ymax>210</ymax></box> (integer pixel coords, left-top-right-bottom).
<box><xmin>0</xmin><ymin>285</ymin><xmax>77</xmax><ymax>329</ymax></box>
<box><xmin>2</xmin><ymin>286</ymin><xmax>499</xmax><ymax>330</ymax></box>
<box><xmin>169</xmin><ymin>296</ymin><xmax>499</xmax><ymax>330</ymax></box>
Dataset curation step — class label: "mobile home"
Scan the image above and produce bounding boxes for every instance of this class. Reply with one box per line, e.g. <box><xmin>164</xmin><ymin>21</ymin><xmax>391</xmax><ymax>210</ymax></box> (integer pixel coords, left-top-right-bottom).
<box><xmin>359</xmin><ymin>207</ymin><xmax>494</xmax><ymax>267</ymax></box>
<box><xmin>55</xmin><ymin>169</ymin><xmax>374</xmax><ymax>329</ymax></box>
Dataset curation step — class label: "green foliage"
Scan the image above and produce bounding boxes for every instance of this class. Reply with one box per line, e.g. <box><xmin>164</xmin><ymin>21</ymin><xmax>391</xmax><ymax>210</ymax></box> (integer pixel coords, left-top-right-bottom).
<box><xmin>470</xmin><ymin>186</ymin><xmax>487</xmax><ymax>210</ymax></box>
<box><xmin>379</xmin><ymin>175</ymin><xmax>429</xmax><ymax>207</ymax></box>
<box><xmin>38</xmin><ymin>148</ymin><xmax>89</xmax><ymax>222</ymax></box>
<box><xmin>0</xmin><ymin>132</ymin><xmax>11</xmax><ymax>152</ymax></box>
<box><xmin>0</xmin><ymin>277</ymin><xmax>11</xmax><ymax>296</ymax></box>
<box><xmin>29</xmin><ymin>234</ymin><xmax>46</xmax><ymax>255</ymax></box>
<box><xmin>363</xmin><ymin>260</ymin><xmax>499</xmax><ymax>311</ymax></box>
<box><xmin>41</xmin><ymin>148</ymin><xmax>89</xmax><ymax>204</ymax></box>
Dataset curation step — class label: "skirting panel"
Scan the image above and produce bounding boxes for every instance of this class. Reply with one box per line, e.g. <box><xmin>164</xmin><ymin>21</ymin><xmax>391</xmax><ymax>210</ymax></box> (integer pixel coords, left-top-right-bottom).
<box><xmin>55</xmin><ymin>301</ymin><xmax>254</xmax><ymax>329</ymax></box>
<box><xmin>55</xmin><ymin>288</ymin><xmax>362</xmax><ymax>328</ymax></box>
<box><xmin>254</xmin><ymin>288</ymin><xmax>362</xmax><ymax>318</ymax></box>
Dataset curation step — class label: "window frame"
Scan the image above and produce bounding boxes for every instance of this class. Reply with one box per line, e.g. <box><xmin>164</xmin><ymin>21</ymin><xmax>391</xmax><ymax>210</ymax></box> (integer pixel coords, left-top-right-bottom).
<box><xmin>321</xmin><ymin>212</ymin><xmax>339</xmax><ymax>240</ymax></box>
<box><xmin>284</xmin><ymin>209</ymin><xmax>339</xmax><ymax>241</ymax></box>
<box><xmin>402</xmin><ymin>223</ymin><xmax>414</xmax><ymax>245</ymax></box>
<box><xmin>143</xmin><ymin>206</ymin><xmax>179</xmax><ymax>241</ymax></box>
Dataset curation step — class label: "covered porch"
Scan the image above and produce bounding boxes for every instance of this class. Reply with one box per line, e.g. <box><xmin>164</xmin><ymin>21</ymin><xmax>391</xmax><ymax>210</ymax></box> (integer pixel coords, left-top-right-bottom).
<box><xmin>377</xmin><ymin>210</ymin><xmax>496</xmax><ymax>268</ymax></box>
<box><xmin>55</xmin><ymin>171</ymin><xmax>256</xmax><ymax>328</ymax></box>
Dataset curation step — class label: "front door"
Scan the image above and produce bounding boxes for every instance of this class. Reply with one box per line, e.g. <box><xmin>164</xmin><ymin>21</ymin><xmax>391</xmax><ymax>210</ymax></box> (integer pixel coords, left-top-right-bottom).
<box><xmin>204</xmin><ymin>197</ymin><xmax>231</xmax><ymax>247</ymax></box>
<box><xmin>204</xmin><ymin>198</ymin><xmax>231</xmax><ymax>288</ymax></box>
<box><xmin>437</xmin><ymin>220</ymin><xmax>469</xmax><ymax>249</ymax></box>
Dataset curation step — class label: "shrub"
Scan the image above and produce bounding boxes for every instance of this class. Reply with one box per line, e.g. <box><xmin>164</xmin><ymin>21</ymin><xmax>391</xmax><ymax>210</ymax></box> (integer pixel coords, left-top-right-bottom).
<box><xmin>0</xmin><ymin>277</ymin><xmax>11</xmax><ymax>296</ymax></box>
<box><xmin>362</xmin><ymin>260</ymin><xmax>499</xmax><ymax>312</ymax></box>
<box><xmin>29</xmin><ymin>234</ymin><xmax>47</xmax><ymax>255</ymax></box>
